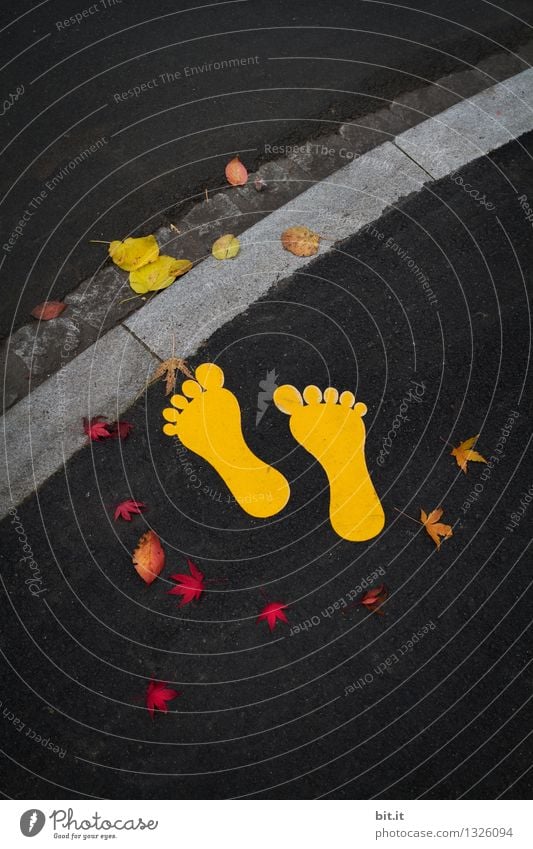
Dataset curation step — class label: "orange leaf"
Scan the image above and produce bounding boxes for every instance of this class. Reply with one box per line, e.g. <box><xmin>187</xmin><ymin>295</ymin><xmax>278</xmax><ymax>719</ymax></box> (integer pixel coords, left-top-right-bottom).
<box><xmin>420</xmin><ymin>507</ymin><xmax>453</xmax><ymax>549</ymax></box>
<box><xmin>451</xmin><ymin>434</ymin><xmax>487</xmax><ymax>473</ymax></box>
<box><xmin>31</xmin><ymin>301</ymin><xmax>66</xmax><ymax>321</ymax></box>
<box><xmin>281</xmin><ymin>226</ymin><xmax>320</xmax><ymax>257</ymax></box>
<box><xmin>225</xmin><ymin>156</ymin><xmax>248</xmax><ymax>186</ymax></box>
<box><xmin>132</xmin><ymin>530</ymin><xmax>165</xmax><ymax>584</ymax></box>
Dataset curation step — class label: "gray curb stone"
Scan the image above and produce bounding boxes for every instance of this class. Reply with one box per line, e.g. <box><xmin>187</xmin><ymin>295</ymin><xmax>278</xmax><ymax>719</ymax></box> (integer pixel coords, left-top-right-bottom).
<box><xmin>2</xmin><ymin>42</ymin><xmax>532</xmax><ymax>413</ymax></box>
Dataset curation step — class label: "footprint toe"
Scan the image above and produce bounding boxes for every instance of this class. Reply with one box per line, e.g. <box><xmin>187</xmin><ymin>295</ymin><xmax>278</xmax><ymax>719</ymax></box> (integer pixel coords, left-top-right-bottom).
<box><xmin>163</xmin><ymin>408</ymin><xmax>181</xmax><ymax>423</ymax></box>
<box><xmin>303</xmin><ymin>385</ymin><xmax>322</xmax><ymax>405</ymax></box>
<box><xmin>339</xmin><ymin>391</ymin><xmax>355</xmax><ymax>408</ymax></box>
<box><xmin>354</xmin><ymin>401</ymin><xmax>368</xmax><ymax>416</ymax></box>
<box><xmin>323</xmin><ymin>387</ymin><xmax>339</xmax><ymax>404</ymax></box>
<box><xmin>182</xmin><ymin>380</ymin><xmax>203</xmax><ymax>399</ymax></box>
<box><xmin>170</xmin><ymin>394</ymin><xmax>188</xmax><ymax>410</ymax></box>
<box><xmin>163</xmin><ymin>422</ymin><xmax>179</xmax><ymax>436</ymax></box>
<box><xmin>273</xmin><ymin>384</ymin><xmax>303</xmax><ymax>415</ymax></box>
<box><xmin>196</xmin><ymin>362</ymin><xmax>224</xmax><ymax>390</ymax></box>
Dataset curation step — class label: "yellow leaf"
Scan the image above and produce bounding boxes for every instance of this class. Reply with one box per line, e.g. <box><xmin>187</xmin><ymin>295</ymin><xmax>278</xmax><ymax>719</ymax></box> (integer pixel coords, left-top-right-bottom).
<box><xmin>129</xmin><ymin>256</ymin><xmax>192</xmax><ymax>294</ymax></box>
<box><xmin>420</xmin><ymin>507</ymin><xmax>453</xmax><ymax>549</ymax></box>
<box><xmin>451</xmin><ymin>434</ymin><xmax>487</xmax><ymax>473</ymax></box>
<box><xmin>281</xmin><ymin>226</ymin><xmax>320</xmax><ymax>257</ymax></box>
<box><xmin>212</xmin><ymin>234</ymin><xmax>240</xmax><ymax>260</ymax></box>
<box><xmin>109</xmin><ymin>235</ymin><xmax>159</xmax><ymax>271</ymax></box>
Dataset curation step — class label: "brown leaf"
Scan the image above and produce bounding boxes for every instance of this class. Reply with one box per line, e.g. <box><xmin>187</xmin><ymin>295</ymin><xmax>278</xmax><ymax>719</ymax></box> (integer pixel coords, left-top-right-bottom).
<box><xmin>31</xmin><ymin>301</ymin><xmax>66</xmax><ymax>321</ymax></box>
<box><xmin>421</xmin><ymin>507</ymin><xmax>453</xmax><ymax>549</ymax></box>
<box><xmin>281</xmin><ymin>226</ymin><xmax>320</xmax><ymax>257</ymax></box>
<box><xmin>225</xmin><ymin>156</ymin><xmax>248</xmax><ymax>186</ymax></box>
<box><xmin>151</xmin><ymin>357</ymin><xmax>194</xmax><ymax>395</ymax></box>
<box><xmin>132</xmin><ymin>530</ymin><xmax>165</xmax><ymax>584</ymax></box>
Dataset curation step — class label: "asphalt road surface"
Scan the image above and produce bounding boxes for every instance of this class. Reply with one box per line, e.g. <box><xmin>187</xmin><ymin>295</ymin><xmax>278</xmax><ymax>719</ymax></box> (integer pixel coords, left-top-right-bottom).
<box><xmin>1</xmin><ymin>131</ymin><xmax>531</xmax><ymax>799</ymax></box>
<box><xmin>1</xmin><ymin>0</ymin><xmax>533</xmax><ymax>337</ymax></box>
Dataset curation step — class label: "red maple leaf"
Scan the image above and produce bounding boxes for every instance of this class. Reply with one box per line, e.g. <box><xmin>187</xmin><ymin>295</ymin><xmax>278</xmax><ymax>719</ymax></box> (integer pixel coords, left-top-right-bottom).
<box><xmin>360</xmin><ymin>584</ymin><xmax>389</xmax><ymax>615</ymax></box>
<box><xmin>145</xmin><ymin>678</ymin><xmax>181</xmax><ymax>719</ymax></box>
<box><xmin>114</xmin><ymin>500</ymin><xmax>146</xmax><ymax>521</ymax></box>
<box><xmin>111</xmin><ymin>420</ymin><xmax>134</xmax><ymax>439</ymax></box>
<box><xmin>257</xmin><ymin>601</ymin><xmax>289</xmax><ymax>631</ymax></box>
<box><xmin>83</xmin><ymin>416</ymin><xmax>112</xmax><ymax>441</ymax></box>
<box><xmin>168</xmin><ymin>560</ymin><xmax>205</xmax><ymax>606</ymax></box>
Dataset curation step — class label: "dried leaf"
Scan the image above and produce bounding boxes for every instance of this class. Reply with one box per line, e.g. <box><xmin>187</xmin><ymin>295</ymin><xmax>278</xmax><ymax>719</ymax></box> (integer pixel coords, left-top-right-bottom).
<box><xmin>129</xmin><ymin>255</ymin><xmax>192</xmax><ymax>294</ymax></box>
<box><xmin>421</xmin><ymin>507</ymin><xmax>453</xmax><ymax>549</ymax></box>
<box><xmin>145</xmin><ymin>678</ymin><xmax>181</xmax><ymax>719</ymax></box>
<box><xmin>109</xmin><ymin>235</ymin><xmax>159</xmax><ymax>271</ymax></box>
<box><xmin>254</xmin><ymin>175</ymin><xmax>267</xmax><ymax>192</ymax></box>
<box><xmin>168</xmin><ymin>560</ymin><xmax>205</xmax><ymax>607</ymax></box>
<box><xmin>212</xmin><ymin>234</ymin><xmax>240</xmax><ymax>260</ymax></box>
<box><xmin>83</xmin><ymin>416</ymin><xmax>112</xmax><ymax>442</ymax></box>
<box><xmin>132</xmin><ymin>530</ymin><xmax>165</xmax><ymax>584</ymax></box>
<box><xmin>30</xmin><ymin>301</ymin><xmax>66</xmax><ymax>321</ymax></box>
<box><xmin>257</xmin><ymin>601</ymin><xmax>289</xmax><ymax>631</ymax></box>
<box><xmin>114</xmin><ymin>500</ymin><xmax>146</xmax><ymax>521</ymax></box>
<box><xmin>111</xmin><ymin>420</ymin><xmax>134</xmax><ymax>440</ymax></box>
<box><xmin>360</xmin><ymin>584</ymin><xmax>388</xmax><ymax>615</ymax></box>
<box><xmin>225</xmin><ymin>156</ymin><xmax>248</xmax><ymax>186</ymax></box>
<box><xmin>451</xmin><ymin>434</ymin><xmax>487</xmax><ymax>473</ymax></box>
<box><xmin>151</xmin><ymin>358</ymin><xmax>195</xmax><ymax>395</ymax></box>
<box><xmin>281</xmin><ymin>226</ymin><xmax>320</xmax><ymax>257</ymax></box>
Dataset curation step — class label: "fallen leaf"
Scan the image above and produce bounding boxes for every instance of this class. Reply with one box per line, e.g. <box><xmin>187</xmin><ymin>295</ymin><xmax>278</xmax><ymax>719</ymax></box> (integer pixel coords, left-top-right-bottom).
<box><xmin>114</xmin><ymin>500</ymin><xmax>146</xmax><ymax>521</ymax></box>
<box><xmin>168</xmin><ymin>560</ymin><xmax>205</xmax><ymax>607</ymax></box>
<box><xmin>225</xmin><ymin>156</ymin><xmax>248</xmax><ymax>186</ymax></box>
<box><xmin>129</xmin><ymin>255</ymin><xmax>192</xmax><ymax>294</ymax></box>
<box><xmin>360</xmin><ymin>584</ymin><xmax>388</xmax><ymax>615</ymax></box>
<box><xmin>132</xmin><ymin>530</ymin><xmax>165</xmax><ymax>584</ymax></box>
<box><xmin>150</xmin><ymin>357</ymin><xmax>195</xmax><ymax>395</ymax></box>
<box><xmin>254</xmin><ymin>175</ymin><xmax>267</xmax><ymax>192</ymax></box>
<box><xmin>111</xmin><ymin>420</ymin><xmax>134</xmax><ymax>440</ymax></box>
<box><xmin>421</xmin><ymin>507</ymin><xmax>453</xmax><ymax>549</ymax></box>
<box><xmin>257</xmin><ymin>601</ymin><xmax>289</xmax><ymax>631</ymax></box>
<box><xmin>451</xmin><ymin>434</ymin><xmax>487</xmax><ymax>473</ymax></box>
<box><xmin>83</xmin><ymin>416</ymin><xmax>112</xmax><ymax>442</ymax></box>
<box><xmin>281</xmin><ymin>226</ymin><xmax>320</xmax><ymax>257</ymax></box>
<box><xmin>30</xmin><ymin>300</ymin><xmax>66</xmax><ymax>321</ymax></box>
<box><xmin>109</xmin><ymin>235</ymin><xmax>159</xmax><ymax>271</ymax></box>
<box><xmin>145</xmin><ymin>678</ymin><xmax>181</xmax><ymax>719</ymax></box>
<box><xmin>212</xmin><ymin>234</ymin><xmax>240</xmax><ymax>260</ymax></box>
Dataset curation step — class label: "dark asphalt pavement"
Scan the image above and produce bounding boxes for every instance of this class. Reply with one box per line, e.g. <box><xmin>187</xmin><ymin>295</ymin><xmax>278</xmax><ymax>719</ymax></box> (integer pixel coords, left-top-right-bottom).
<box><xmin>1</xmin><ymin>0</ymin><xmax>533</xmax><ymax>337</ymax></box>
<box><xmin>1</xmin><ymin>131</ymin><xmax>532</xmax><ymax>799</ymax></box>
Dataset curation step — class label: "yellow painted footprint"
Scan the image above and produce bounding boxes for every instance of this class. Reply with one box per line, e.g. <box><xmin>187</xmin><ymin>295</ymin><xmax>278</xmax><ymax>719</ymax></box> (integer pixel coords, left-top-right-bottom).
<box><xmin>273</xmin><ymin>384</ymin><xmax>385</xmax><ymax>541</ymax></box>
<box><xmin>162</xmin><ymin>363</ymin><xmax>290</xmax><ymax>519</ymax></box>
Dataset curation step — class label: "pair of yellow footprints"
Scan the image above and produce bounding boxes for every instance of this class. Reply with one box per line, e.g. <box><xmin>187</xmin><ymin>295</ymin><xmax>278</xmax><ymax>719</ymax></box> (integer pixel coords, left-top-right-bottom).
<box><xmin>162</xmin><ymin>363</ymin><xmax>385</xmax><ymax>542</ymax></box>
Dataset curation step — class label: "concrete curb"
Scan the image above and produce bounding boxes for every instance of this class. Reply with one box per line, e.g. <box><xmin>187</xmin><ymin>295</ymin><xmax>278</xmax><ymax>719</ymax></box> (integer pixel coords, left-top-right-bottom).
<box><xmin>2</xmin><ymin>66</ymin><xmax>533</xmax><ymax>517</ymax></box>
<box><xmin>3</xmin><ymin>39</ymin><xmax>533</xmax><ymax>411</ymax></box>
